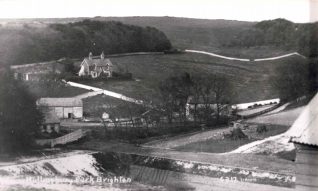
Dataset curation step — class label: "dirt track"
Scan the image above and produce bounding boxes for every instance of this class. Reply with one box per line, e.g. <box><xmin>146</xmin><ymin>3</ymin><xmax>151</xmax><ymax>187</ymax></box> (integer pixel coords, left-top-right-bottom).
<box><xmin>142</xmin><ymin>127</ymin><xmax>232</xmax><ymax>149</ymax></box>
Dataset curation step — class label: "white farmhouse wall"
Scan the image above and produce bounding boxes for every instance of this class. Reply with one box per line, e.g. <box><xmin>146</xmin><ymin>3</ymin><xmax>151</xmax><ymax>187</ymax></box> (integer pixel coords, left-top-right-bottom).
<box><xmin>63</xmin><ymin>107</ymin><xmax>73</xmax><ymax>118</ymax></box>
<box><xmin>54</xmin><ymin>107</ymin><xmax>64</xmax><ymax>118</ymax></box>
<box><xmin>73</xmin><ymin>107</ymin><xmax>83</xmax><ymax>118</ymax></box>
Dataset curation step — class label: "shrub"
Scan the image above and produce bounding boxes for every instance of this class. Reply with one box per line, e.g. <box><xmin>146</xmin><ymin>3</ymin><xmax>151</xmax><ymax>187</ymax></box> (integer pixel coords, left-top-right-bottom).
<box><xmin>224</xmin><ymin>128</ymin><xmax>248</xmax><ymax>140</ymax></box>
<box><xmin>256</xmin><ymin>125</ymin><xmax>268</xmax><ymax>133</ymax></box>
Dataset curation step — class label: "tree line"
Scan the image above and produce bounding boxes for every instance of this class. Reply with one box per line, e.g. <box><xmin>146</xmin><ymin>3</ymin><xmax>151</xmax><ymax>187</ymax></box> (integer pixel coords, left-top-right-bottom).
<box><xmin>225</xmin><ymin>18</ymin><xmax>318</xmax><ymax>57</ymax></box>
<box><xmin>0</xmin><ymin>20</ymin><xmax>172</xmax><ymax>67</ymax></box>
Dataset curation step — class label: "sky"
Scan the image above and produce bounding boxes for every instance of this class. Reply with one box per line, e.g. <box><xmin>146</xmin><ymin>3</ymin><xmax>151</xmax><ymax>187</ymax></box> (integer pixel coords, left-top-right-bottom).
<box><xmin>0</xmin><ymin>0</ymin><xmax>317</xmax><ymax>23</ymax></box>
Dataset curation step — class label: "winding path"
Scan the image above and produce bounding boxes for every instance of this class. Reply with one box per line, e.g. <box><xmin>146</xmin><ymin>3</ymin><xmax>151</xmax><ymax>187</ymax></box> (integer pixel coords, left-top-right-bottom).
<box><xmin>66</xmin><ymin>81</ymin><xmax>143</xmax><ymax>104</ymax></box>
<box><xmin>185</xmin><ymin>49</ymin><xmax>306</xmax><ymax>62</ymax></box>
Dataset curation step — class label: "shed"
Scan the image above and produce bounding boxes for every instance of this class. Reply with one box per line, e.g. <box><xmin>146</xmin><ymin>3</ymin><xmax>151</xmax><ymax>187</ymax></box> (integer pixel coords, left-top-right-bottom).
<box><xmin>37</xmin><ymin>98</ymin><xmax>83</xmax><ymax>119</ymax></box>
<box><xmin>288</xmin><ymin>92</ymin><xmax>318</xmax><ymax>191</ymax></box>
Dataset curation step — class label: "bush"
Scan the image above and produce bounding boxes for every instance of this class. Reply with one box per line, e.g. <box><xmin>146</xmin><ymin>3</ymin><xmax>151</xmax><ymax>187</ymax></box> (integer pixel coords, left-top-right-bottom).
<box><xmin>224</xmin><ymin>128</ymin><xmax>248</xmax><ymax>140</ymax></box>
<box><xmin>256</xmin><ymin>125</ymin><xmax>268</xmax><ymax>133</ymax></box>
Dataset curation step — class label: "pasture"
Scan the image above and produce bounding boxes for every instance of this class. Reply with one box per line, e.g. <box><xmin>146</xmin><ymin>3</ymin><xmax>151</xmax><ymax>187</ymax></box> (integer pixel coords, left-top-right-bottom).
<box><xmin>75</xmin><ymin>52</ymin><xmax>306</xmax><ymax>104</ymax></box>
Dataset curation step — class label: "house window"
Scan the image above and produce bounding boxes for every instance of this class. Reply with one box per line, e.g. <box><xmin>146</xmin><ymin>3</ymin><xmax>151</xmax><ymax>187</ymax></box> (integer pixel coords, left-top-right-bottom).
<box><xmin>23</xmin><ymin>73</ymin><xmax>29</xmax><ymax>81</ymax></box>
<box><xmin>91</xmin><ymin>72</ymin><xmax>98</xmax><ymax>78</ymax></box>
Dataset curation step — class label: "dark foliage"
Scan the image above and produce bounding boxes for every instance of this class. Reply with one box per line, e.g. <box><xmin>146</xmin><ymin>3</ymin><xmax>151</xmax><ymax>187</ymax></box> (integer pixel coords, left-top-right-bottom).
<box><xmin>227</xmin><ymin>18</ymin><xmax>318</xmax><ymax>57</ymax></box>
<box><xmin>270</xmin><ymin>58</ymin><xmax>312</xmax><ymax>102</ymax></box>
<box><xmin>0</xmin><ymin>20</ymin><xmax>172</xmax><ymax>67</ymax></box>
<box><xmin>0</xmin><ymin>71</ymin><xmax>43</xmax><ymax>154</ymax></box>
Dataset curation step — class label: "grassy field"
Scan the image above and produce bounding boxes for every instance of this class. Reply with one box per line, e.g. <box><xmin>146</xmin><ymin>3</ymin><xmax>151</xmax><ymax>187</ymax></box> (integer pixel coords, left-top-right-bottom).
<box><xmin>74</xmin><ymin>52</ymin><xmax>306</xmax><ymax>104</ymax></box>
<box><xmin>25</xmin><ymin>81</ymin><xmax>88</xmax><ymax>99</ymax></box>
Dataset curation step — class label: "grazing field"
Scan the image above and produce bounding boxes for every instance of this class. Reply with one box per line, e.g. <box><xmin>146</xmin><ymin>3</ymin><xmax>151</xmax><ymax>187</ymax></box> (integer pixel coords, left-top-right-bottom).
<box><xmin>75</xmin><ymin>52</ymin><xmax>306</xmax><ymax>103</ymax></box>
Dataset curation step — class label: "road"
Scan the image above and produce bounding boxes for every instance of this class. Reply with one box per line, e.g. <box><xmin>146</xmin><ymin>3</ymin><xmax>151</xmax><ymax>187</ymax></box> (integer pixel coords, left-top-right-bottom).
<box><xmin>142</xmin><ymin>126</ymin><xmax>232</xmax><ymax>149</ymax></box>
<box><xmin>185</xmin><ymin>49</ymin><xmax>305</xmax><ymax>62</ymax></box>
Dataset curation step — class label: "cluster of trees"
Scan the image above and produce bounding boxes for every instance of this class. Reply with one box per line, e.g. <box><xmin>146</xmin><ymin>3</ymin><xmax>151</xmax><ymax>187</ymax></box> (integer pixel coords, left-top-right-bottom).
<box><xmin>271</xmin><ymin>58</ymin><xmax>318</xmax><ymax>102</ymax></box>
<box><xmin>158</xmin><ymin>73</ymin><xmax>234</xmax><ymax>125</ymax></box>
<box><xmin>226</xmin><ymin>19</ymin><xmax>318</xmax><ymax>57</ymax></box>
<box><xmin>0</xmin><ymin>71</ymin><xmax>43</xmax><ymax>154</ymax></box>
<box><xmin>0</xmin><ymin>20</ymin><xmax>172</xmax><ymax>67</ymax></box>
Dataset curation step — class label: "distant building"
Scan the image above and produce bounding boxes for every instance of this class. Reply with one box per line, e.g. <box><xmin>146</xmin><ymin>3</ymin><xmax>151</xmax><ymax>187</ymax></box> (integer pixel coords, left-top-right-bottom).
<box><xmin>10</xmin><ymin>61</ymin><xmax>65</xmax><ymax>81</ymax></box>
<box><xmin>37</xmin><ymin>98</ymin><xmax>83</xmax><ymax>119</ymax></box>
<box><xmin>185</xmin><ymin>96</ymin><xmax>232</xmax><ymax>118</ymax></box>
<box><xmin>78</xmin><ymin>52</ymin><xmax>113</xmax><ymax>78</ymax></box>
<box><xmin>288</xmin><ymin>92</ymin><xmax>318</xmax><ymax>191</ymax></box>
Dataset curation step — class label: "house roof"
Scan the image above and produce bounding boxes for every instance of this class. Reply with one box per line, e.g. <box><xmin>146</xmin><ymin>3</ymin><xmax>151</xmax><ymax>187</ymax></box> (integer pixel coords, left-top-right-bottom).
<box><xmin>287</xmin><ymin>92</ymin><xmax>318</xmax><ymax>146</ymax></box>
<box><xmin>83</xmin><ymin>58</ymin><xmax>112</xmax><ymax>68</ymax></box>
<box><xmin>37</xmin><ymin>98</ymin><xmax>83</xmax><ymax>107</ymax></box>
<box><xmin>42</xmin><ymin>110</ymin><xmax>60</xmax><ymax>124</ymax></box>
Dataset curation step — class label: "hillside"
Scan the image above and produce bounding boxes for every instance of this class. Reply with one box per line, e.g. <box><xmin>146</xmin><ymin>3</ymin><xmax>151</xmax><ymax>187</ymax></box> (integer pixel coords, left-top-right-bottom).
<box><xmin>0</xmin><ymin>19</ymin><xmax>171</xmax><ymax>66</ymax></box>
<box><xmin>1</xmin><ymin>16</ymin><xmax>314</xmax><ymax>103</ymax></box>
<box><xmin>3</xmin><ymin>16</ymin><xmax>314</xmax><ymax>58</ymax></box>
<box><xmin>74</xmin><ymin>52</ymin><xmax>307</xmax><ymax>103</ymax></box>
<box><xmin>0</xmin><ymin>16</ymin><xmax>253</xmax><ymax>52</ymax></box>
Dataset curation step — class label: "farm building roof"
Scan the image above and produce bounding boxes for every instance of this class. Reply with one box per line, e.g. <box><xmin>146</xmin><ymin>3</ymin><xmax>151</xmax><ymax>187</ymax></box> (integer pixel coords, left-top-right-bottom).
<box><xmin>288</xmin><ymin>92</ymin><xmax>318</xmax><ymax>146</ymax></box>
<box><xmin>37</xmin><ymin>98</ymin><xmax>83</xmax><ymax>107</ymax></box>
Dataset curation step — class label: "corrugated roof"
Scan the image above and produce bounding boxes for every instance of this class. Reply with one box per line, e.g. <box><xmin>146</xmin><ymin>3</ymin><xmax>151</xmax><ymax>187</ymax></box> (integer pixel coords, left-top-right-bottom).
<box><xmin>37</xmin><ymin>98</ymin><xmax>83</xmax><ymax>107</ymax></box>
<box><xmin>287</xmin><ymin>92</ymin><xmax>318</xmax><ymax>146</ymax></box>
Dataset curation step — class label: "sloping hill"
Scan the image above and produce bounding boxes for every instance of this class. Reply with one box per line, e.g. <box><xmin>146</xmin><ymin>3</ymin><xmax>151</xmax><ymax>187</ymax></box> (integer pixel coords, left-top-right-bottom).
<box><xmin>74</xmin><ymin>52</ymin><xmax>306</xmax><ymax>103</ymax></box>
<box><xmin>1</xmin><ymin>17</ymin><xmax>300</xmax><ymax>58</ymax></box>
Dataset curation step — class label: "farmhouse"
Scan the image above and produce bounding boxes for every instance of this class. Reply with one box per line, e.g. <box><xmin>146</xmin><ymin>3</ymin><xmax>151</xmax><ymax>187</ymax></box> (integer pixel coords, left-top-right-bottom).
<box><xmin>288</xmin><ymin>92</ymin><xmax>318</xmax><ymax>191</ymax></box>
<box><xmin>10</xmin><ymin>61</ymin><xmax>65</xmax><ymax>81</ymax></box>
<box><xmin>37</xmin><ymin>98</ymin><xmax>83</xmax><ymax>119</ymax></box>
<box><xmin>78</xmin><ymin>52</ymin><xmax>113</xmax><ymax>78</ymax></box>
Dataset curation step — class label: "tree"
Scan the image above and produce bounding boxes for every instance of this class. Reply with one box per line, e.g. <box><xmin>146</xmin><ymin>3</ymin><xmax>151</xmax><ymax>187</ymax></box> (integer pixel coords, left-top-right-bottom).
<box><xmin>193</xmin><ymin>74</ymin><xmax>233</xmax><ymax>123</ymax></box>
<box><xmin>158</xmin><ymin>73</ymin><xmax>192</xmax><ymax>123</ymax></box>
<box><xmin>159</xmin><ymin>73</ymin><xmax>234</xmax><ymax>125</ymax></box>
<box><xmin>271</xmin><ymin>59</ymin><xmax>310</xmax><ymax>102</ymax></box>
<box><xmin>211</xmin><ymin>75</ymin><xmax>233</xmax><ymax>122</ymax></box>
<box><xmin>0</xmin><ymin>71</ymin><xmax>43</xmax><ymax>154</ymax></box>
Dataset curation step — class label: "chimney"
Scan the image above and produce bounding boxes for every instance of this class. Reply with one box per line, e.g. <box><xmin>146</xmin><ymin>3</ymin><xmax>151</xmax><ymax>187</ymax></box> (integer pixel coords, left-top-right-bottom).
<box><xmin>101</xmin><ymin>51</ymin><xmax>105</xmax><ymax>60</ymax></box>
<box><xmin>89</xmin><ymin>52</ymin><xmax>93</xmax><ymax>60</ymax></box>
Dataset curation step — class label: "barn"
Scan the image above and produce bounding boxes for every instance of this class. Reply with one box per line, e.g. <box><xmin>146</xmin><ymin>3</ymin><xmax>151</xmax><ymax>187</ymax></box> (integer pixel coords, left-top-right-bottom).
<box><xmin>37</xmin><ymin>98</ymin><xmax>83</xmax><ymax>119</ymax></box>
<box><xmin>288</xmin><ymin>92</ymin><xmax>318</xmax><ymax>191</ymax></box>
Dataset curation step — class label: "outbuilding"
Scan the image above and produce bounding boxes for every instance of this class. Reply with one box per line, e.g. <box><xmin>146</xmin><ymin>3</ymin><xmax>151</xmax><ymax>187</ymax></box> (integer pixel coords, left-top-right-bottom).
<box><xmin>37</xmin><ymin>98</ymin><xmax>83</xmax><ymax>119</ymax></box>
<box><xmin>288</xmin><ymin>92</ymin><xmax>318</xmax><ymax>191</ymax></box>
